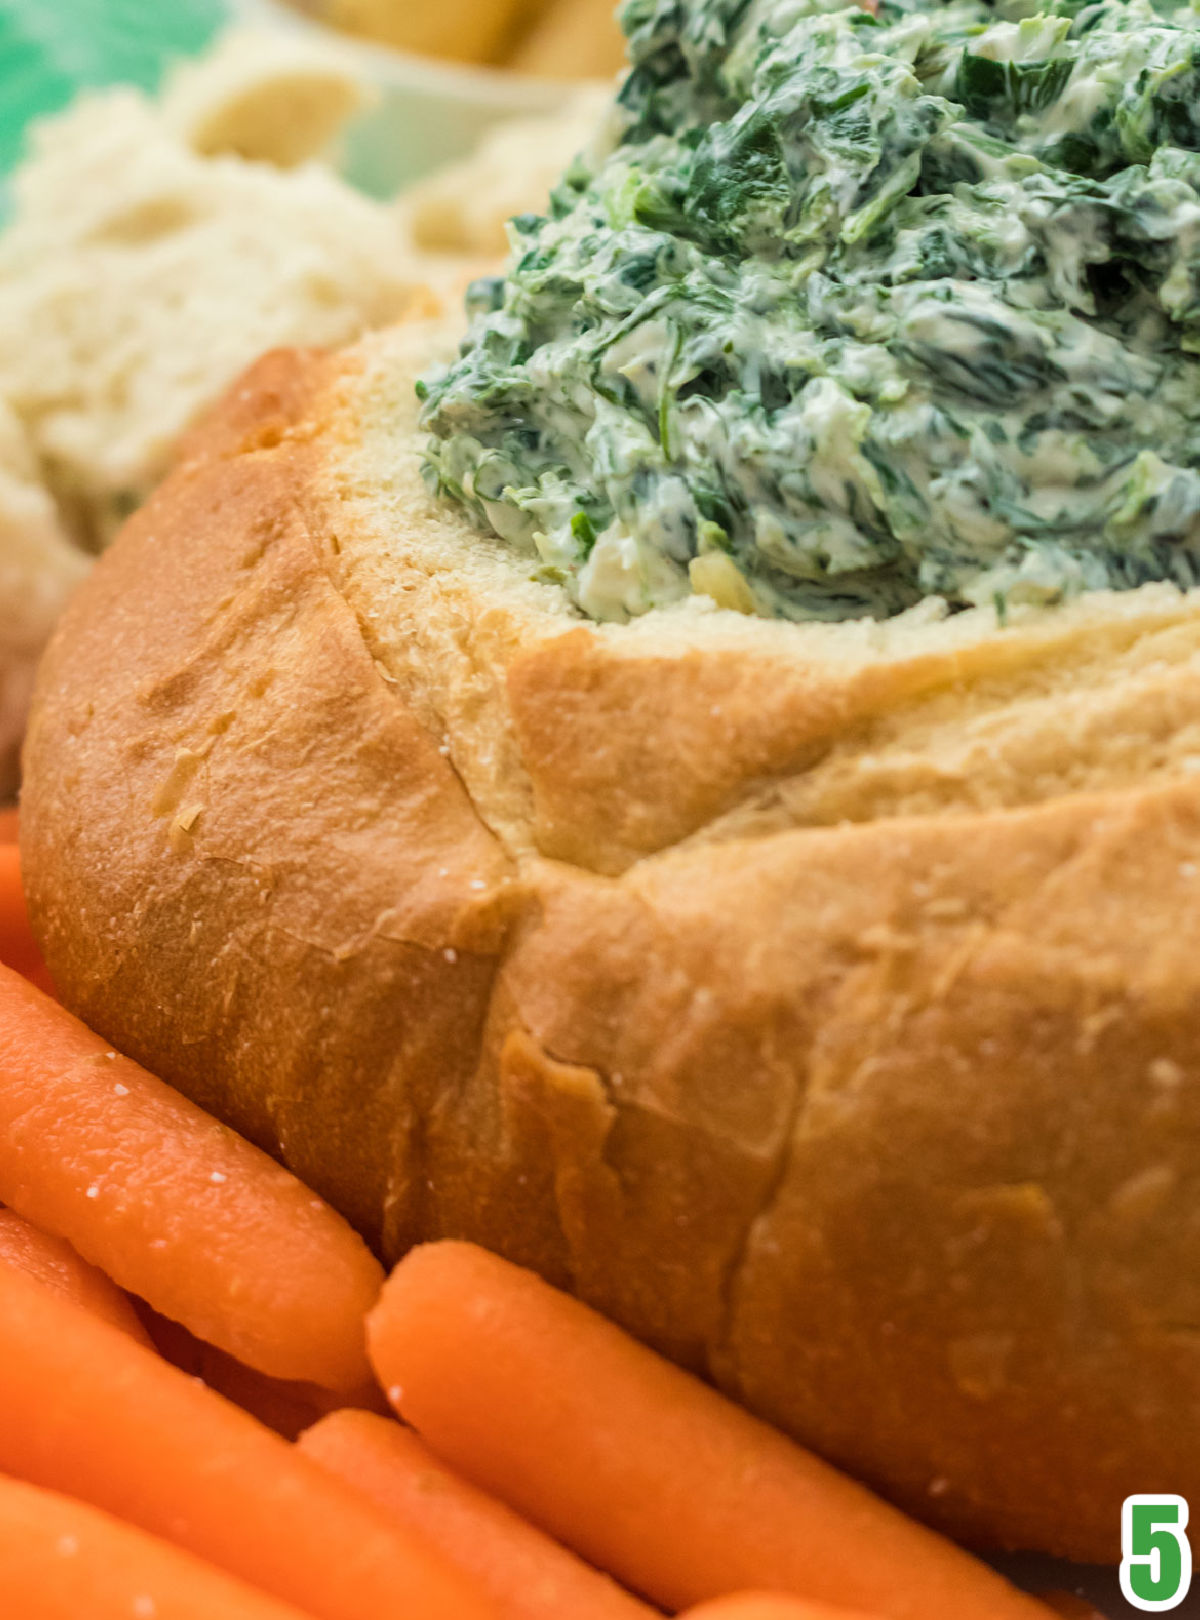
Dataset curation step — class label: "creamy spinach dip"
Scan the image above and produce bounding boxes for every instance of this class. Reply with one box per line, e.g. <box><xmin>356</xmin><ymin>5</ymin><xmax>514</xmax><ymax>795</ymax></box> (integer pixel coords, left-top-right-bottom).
<box><xmin>420</xmin><ymin>0</ymin><xmax>1200</xmax><ymax>623</ymax></box>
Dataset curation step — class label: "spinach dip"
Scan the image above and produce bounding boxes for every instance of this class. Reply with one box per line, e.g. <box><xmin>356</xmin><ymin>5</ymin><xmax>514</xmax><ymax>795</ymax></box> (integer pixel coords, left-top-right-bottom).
<box><xmin>420</xmin><ymin>0</ymin><xmax>1200</xmax><ymax>624</ymax></box>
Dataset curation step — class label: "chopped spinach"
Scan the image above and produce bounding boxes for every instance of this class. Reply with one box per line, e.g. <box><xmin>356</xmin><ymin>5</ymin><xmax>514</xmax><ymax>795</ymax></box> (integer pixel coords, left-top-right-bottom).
<box><xmin>421</xmin><ymin>0</ymin><xmax>1200</xmax><ymax>623</ymax></box>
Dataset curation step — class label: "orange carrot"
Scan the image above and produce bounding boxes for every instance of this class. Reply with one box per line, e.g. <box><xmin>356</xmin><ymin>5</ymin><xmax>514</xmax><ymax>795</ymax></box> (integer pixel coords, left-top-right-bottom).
<box><xmin>0</xmin><ymin>806</ymin><xmax>18</xmax><ymax>841</ymax></box>
<box><xmin>299</xmin><ymin>1408</ymin><xmax>655</xmax><ymax>1620</ymax></box>
<box><xmin>683</xmin><ymin>1597</ymin><xmax>884</xmax><ymax>1620</ymax></box>
<box><xmin>0</xmin><ymin>962</ymin><xmax>383</xmax><ymax>1390</ymax></box>
<box><xmin>0</xmin><ymin>844</ymin><xmax>53</xmax><ymax>991</ymax></box>
<box><xmin>0</xmin><ymin>1474</ymin><xmax>315</xmax><ymax>1620</ymax></box>
<box><xmin>144</xmin><ymin>1306</ymin><xmax>380</xmax><ymax>1441</ymax></box>
<box><xmin>368</xmin><ymin>1243</ymin><xmax>1052</xmax><ymax>1620</ymax></box>
<box><xmin>0</xmin><ymin>1204</ymin><xmax>152</xmax><ymax>1346</ymax></box>
<box><xmin>0</xmin><ymin>1261</ymin><xmax>499</xmax><ymax>1620</ymax></box>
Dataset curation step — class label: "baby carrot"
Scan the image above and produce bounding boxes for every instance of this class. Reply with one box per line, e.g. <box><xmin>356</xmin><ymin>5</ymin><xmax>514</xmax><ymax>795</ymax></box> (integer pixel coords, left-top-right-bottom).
<box><xmin>299</xmin><ymin>1409</ymin><xmax>655</xmax><ymax>1620</ymax></box>
<box><xmin>683</xmin><ymin>1598</ymin><xmax>884</xmax><ymax>1620</ymax></box>
<box><xmin>0</xmin><ymin>962</ymin><xmax>383</xmax><ymax>1390</ymax></box>
<box><xmin>0</xmin><ymin>1204</ymin><xmax>152</xmax><ymax>1346</ymax></box>
<box><xmin>0</xmin><ymin>844</ymin><xmax>52</xmax><ymax>990</ymax></box>
<box><xmin>368</xmin><ymin>1243</ymin><xmax>1052</xmax><ymax>1620</ymax></box>
<box><xmin>0</xmin><ymin>1474</ymin><xmax>314</xmax><ymax>1620</ymax></box>
<box><xmin>0</xmin><ymin>1261</ymin><xmax>499</xmax><ymax>1620</ymax></box>
<box><xmin>0</xmin><ymin>806</ymin><xmax>18</xmax><ymax>841</ymax></box>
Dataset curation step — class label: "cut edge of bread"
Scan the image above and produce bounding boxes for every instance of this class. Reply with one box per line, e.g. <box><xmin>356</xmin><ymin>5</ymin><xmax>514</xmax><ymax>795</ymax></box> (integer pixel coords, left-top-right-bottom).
<box><xmin>316</xmin><ymin>315</ymin><xmax>1200</xmax><ymax>872</ymax></box>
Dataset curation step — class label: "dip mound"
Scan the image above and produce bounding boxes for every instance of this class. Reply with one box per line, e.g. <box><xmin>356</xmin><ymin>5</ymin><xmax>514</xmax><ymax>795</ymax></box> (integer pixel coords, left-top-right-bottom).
<box><xmin>424</xmin><ymin>0</ymin><xmax>1200</xmax><ymax>622</ymax></box>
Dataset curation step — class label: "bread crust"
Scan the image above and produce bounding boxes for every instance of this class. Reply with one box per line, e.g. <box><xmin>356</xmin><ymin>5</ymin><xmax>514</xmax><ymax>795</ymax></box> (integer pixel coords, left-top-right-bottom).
<box><xmin>23</xmin><ymin>319</ymin><xmax>1200</xmax><ymax>1562</ymax></box>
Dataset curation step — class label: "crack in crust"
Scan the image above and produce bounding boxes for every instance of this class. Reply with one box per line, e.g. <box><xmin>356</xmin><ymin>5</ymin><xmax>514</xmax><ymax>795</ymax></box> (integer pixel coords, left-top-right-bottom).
<box><xmin>20</xmin><ymin>325</ymin><xmax>1200</xmax><ymax>1566</ymax></box>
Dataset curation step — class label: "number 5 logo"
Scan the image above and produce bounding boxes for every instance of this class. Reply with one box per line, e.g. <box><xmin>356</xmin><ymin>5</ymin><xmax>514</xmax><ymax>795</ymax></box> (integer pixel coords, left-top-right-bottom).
<box><xmin>1121</xmin><ymin>1495</ymin><xmax>1193</xmax><ymax>1611</ymax></box>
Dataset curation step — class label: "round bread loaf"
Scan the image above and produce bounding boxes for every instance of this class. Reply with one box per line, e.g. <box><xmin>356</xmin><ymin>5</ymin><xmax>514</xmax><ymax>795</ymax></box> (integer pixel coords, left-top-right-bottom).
<box><xmin>21</xmin><ymin>313</ymin><xmax>1200</xmax><ymax>1563</ymax></box>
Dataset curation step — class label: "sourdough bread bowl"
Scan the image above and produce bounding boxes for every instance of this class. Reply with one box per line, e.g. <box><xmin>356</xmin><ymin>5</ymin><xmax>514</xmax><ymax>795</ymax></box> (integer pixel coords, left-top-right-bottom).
<box><xmin>20</xmin><ymin>310</ymin><xmax>1200</xmax><ymax>1564</ymax></box>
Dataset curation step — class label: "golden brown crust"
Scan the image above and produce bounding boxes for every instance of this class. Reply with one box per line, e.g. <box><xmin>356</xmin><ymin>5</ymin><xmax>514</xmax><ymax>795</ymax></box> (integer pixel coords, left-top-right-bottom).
<box><xmin>22</xmin><ymin>324</ymin><xmax>1200</xmax><ymax>1562</ymax></box>
<box><xmin>22</xmin><ymin>346</ymin><xmax>518</xmax><ymax>1243</ymax></box>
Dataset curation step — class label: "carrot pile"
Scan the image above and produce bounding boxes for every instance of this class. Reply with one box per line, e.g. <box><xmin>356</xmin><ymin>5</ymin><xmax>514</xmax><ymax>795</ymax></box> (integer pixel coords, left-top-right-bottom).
<box><xmin>0</xmin><ymin>809</ymin><xmax>1089</xmax><ymax>1620</ymax></box>
<box><xmin>0</xmin><ymin>1261</ymin><xmax>496</xmax><ymax>1620</ymax></box>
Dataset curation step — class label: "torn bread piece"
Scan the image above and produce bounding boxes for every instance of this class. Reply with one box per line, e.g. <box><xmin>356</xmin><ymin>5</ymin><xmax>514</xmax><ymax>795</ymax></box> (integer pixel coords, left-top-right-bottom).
<box><xmin>0</xmin><ymin>82</ymin><xmax>417</xmax><ymax>547</ymax></box>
